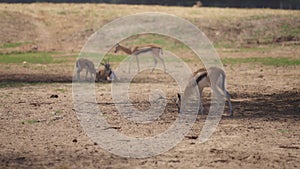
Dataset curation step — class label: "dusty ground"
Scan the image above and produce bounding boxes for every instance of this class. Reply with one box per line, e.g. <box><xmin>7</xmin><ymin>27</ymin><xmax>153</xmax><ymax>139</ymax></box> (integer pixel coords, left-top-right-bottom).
<box><xmin>0</xmin><ymin>64</ymin><xmax>299</xmax><ymax>169</ymax></box>
<box><xmin>0</xmin><ymin>3</ymin><xmax>300</xmax><ymax>169</ymax></box>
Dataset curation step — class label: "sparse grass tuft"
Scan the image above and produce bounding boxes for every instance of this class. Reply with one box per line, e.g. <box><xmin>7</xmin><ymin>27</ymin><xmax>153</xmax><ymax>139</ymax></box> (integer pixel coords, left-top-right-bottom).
<box><xmin>103</xmin><ymin>54</ymin><xmax>128</xmax><ymax>63</ymax></box>
<box><xmin>1</xmin><ymin>42</ymin><xmax>24</xmax><ymax>48</ymax></box>
<box><xmin>0</xmin><ymin>82</ymin><xmax>27</xmax><ymax>88</ymax></box>
<box><xmin>281</xmin><ymin>24</ymin><xmax>300</xmax><ymax>37</ymax></box>
<box><xmin>21</xmin><ymin>119</ymin><xmax>40</xmax><ymax>124</ymax></box>
<box><xmin>0</xmin><ymin>52</ymin><xmax>53</xmax><ymax>64</ymax></box>
<box><xmin>278</xmin><ymin>129</ymin><xmax>291</xmax><ymax>133</ymax></box>
<box><xmin>55</xmin><ymin>109</ymin><xmax>63</xmax><ymax>114</ymax></box>
<box><xmin>0</xmin><ymin>52</ymin><xmax>77</xmax><ymax>64</ymax></box>
<box><xmin>222</xmin><ymin>57</ymin><xmax>300</xmax><ymax>66</ymax></box>
<box><xmin>55</xmin><ymin>88</ymin><xmax>66</xmax><ymax>93</ymax></box>
<box><xmin>0</xmin><ymin>82</ymin><xmax>45</xmax><ymax>88</ymax></box>
<box><xmin>57</xmin><ymin>11</ymin><xmax>67</xmax><ymax>15</ymax></box>
<box><xmin>52</xmin><ymin>54</ymin><xmax>77</xmax><ymax>63</ymax></box>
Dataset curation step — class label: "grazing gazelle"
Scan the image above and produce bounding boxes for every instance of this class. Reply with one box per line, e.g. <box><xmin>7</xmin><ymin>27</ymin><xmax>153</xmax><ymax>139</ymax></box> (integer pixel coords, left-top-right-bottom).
<box><xmin>176</xmin><ymin>67</ymin><xmax>233</xmax><ymax>116</ymax></box>
<box><xmin>114</xmin><ymin>43</ymin><xmax>166</xmax><ymax>72</ymax></box>
<box><xmin>75</xmin><ymin>58</ymin><xmax>97</xmax><ymax>81</ymax></box>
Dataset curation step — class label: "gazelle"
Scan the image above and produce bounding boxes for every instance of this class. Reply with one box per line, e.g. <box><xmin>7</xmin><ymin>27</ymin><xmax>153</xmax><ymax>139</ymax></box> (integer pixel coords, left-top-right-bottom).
<box><xmin>176</xmin><ymin>67</ymin><xmax>233</xmax><ymax>116</ymax></box>
<box><xmin>114</xmin><ymin>43</ymin><xmax>166</xmax><ymax>72</ymax></box>
<box><xmin>96</xmin><ymin>59</ymin><xmax>118</xmax><ymax>82</ymax></box>
<box><xmin>75</xmin><ymin>58</ymin><xmax>97</xmax><ymax>81</ymax></box>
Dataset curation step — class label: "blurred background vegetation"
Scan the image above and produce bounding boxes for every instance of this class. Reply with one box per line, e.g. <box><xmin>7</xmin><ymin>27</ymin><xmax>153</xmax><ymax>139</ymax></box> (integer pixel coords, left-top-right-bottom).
<box><xmin>1</xmin><ymin>0</ymin><xmax>300</xmax><ymax>10</ymax></box>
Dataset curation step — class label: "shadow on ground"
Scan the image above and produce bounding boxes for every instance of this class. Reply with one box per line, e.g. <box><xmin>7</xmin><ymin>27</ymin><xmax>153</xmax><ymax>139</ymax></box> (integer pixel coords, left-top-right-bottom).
<box><xmin>228</xmin><ymin>91</ymin><xmax>300</xmax><ymax>119</ymax></box>
<box><xmin>0</xmin><ymin>73</ymin><xmax>73</xmax><ymax>83</ymax></box>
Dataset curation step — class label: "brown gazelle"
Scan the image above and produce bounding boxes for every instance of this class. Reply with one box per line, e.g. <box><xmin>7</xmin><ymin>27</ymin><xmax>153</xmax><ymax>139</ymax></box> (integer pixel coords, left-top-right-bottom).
<box><xmin>75</xmin><ymin>58</ymin><xmax>97</xmax><ymax>81</ymax></box>
<box><xmin>114</xmin><ymin>43</ymin><xmax>166</xmax><ymax>72</ymax></box>
<box><xmin>96</xmin><ymin>59</ymin><xmax>112</xmax><ymax>82</ymax></box>
<box><xmin>96</xmin><ymin>59</ymin><xmax>118</xmax><ymax>82</ymax></box>
<box><xmin>176</xmin><ymin>67</ymin><xmax>233</xmax><ymax>116</ymax></box>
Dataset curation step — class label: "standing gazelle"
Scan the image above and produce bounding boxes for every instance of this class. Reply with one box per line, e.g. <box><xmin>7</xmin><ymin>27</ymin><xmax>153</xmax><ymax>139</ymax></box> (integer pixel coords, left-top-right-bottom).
<box><xmin>114</xmin><ymin>43</ymin><xmax>166</xmax><ymax>72</ymax></box>
<box><xmin>75</xmin><ymin>58</ymin><xmax>97</xmax><ymax>81</ymax></box>
<box><xmin>176</xmin><ymin>67</ymin><xmax>233</xmax><ymax>116</ymax></box>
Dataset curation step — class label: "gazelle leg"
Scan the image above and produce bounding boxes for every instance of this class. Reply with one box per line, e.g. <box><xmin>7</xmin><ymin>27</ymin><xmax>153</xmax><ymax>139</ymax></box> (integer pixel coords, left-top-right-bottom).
<box><xmin>225</xmin><ymin>90</ymin><xmax>233</xmax><ymax>116</ymax></box>
<box><xmin>135</xmin><ymin>55</ymin><xmax>140</xmax><ymax>72</ymax></box>
<box><xmin>128</xmin><ymin>56</ymin><xmax>133</xmax><ymax>73</ymax></box>
<box><xmin>152</xmin><ymin>56</ymin><xmax>158</xmax><ymax>72</ymax></box>
<box><xmin>199</xmin><ymin>97</ymin><xmax>204</xmax><ymax>115</ymax></box>
<box><xmin>76</xmin><ymin>71</ymin><xmax>80</xmax><ymax>81</ymax></box>
<box><xmin>158</xmin><ymin>56</ymin><xmax>166</xmax><ymax>73</ymax></box>
<box><xmin>90</xmin><ymin>72</ymin><xmax>94</xmax><ymax>82</ymax></box>
<box><xmin>211</xmin><ymin>84</ymin><xmax>227</xmax><ymax>115</ymax></box>
<box><xmin>76</xmin><ymin>68</ymin><xmax>81</xmax><ymax>81</ymax></box>
<box><xmin>85</xmin><ymin>70</ymin><xmax>88</xmax><ymax>81</ymax></box>
<box><xmin>199</xmin><ymin>88</ymin><xmax>204</xmax><ymax>115</ymax></box>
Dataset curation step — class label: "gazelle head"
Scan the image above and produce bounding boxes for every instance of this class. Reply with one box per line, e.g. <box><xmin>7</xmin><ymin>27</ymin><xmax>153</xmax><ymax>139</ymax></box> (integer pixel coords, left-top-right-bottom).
<box><xmin>114</xmin><ymin>43</ymin><xmax>121</xmax><ymax>53</ymax></box>
<box><xmin>101</xmin><ymin>59</ymin><xmax>111</xmax><ymax>74</ymax></box>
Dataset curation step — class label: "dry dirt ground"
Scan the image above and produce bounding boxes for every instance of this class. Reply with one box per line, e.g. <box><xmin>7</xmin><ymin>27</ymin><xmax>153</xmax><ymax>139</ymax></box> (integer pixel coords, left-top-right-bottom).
<box><xmin>0</xmin><ymin>64</ymin><xmax>299</xmax><ymax>169</ymax></box>
<box><xmin>0</xmin><ymin>3</ymin><xmax>300</xmax><ymax>169</ymax></box>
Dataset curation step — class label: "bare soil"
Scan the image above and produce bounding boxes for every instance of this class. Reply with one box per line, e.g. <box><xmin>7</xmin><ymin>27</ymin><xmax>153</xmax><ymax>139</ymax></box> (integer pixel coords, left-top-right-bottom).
<box><xmin>0</xmin><ymin>64</ymin><xmax>299</xmax><ymax>169</ymax></box>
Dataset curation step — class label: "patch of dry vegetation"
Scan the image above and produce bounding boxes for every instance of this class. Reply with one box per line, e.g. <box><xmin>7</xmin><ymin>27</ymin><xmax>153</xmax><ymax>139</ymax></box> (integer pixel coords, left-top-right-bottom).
<box><xmin>0</xmin><ymin>3</ymin><xmax>299</xmax><ymax>53</ymax></box>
